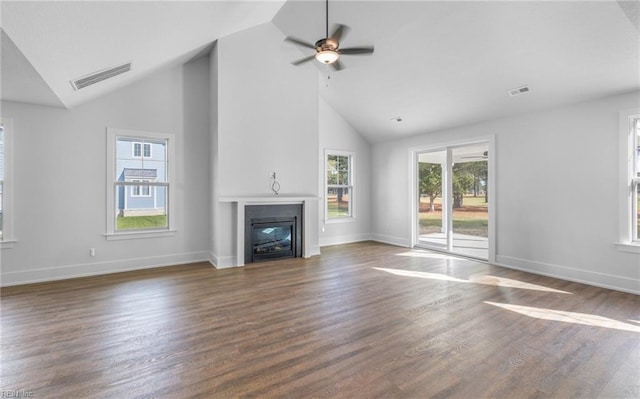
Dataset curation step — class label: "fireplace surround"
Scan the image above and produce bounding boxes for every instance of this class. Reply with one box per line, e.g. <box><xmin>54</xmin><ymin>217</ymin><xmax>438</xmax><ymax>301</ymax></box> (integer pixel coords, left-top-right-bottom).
<box><xmin>217</xmin><ymin>195</ymin><xmax>318</xmax><ymax>267</ymax></box>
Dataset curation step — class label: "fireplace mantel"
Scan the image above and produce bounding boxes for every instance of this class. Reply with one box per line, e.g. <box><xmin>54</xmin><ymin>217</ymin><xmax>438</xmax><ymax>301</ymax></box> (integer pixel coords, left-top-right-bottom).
<box><xmin>219</xmin><ymin>195</ymin><xmax>318</xmax><ymax>203</ymax></box>
<box><xmin>219</xmin><ymin>195</ymin><xmax>319</xmax><ymax>266</ymax></box>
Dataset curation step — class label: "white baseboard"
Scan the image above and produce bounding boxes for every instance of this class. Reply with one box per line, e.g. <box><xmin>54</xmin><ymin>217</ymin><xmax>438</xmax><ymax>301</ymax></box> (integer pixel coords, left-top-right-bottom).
<box><xmin>308</xmin><ymin>245</ymin><xmax>322</xmax><ymax>257</ymax></box>
<box><xmin>495</xmin><ymin>255</ymin><xmax>640</xmax><ymax>295</ymax></box>
<box><xmin>371</xmin><ymin>233</ymin><xmax>411</xmax><ymax>248</ymax></box>
<box><xmin>319</xmin><ymin>233</ymin><xmax>372</xmax><ymax>247</ymax></box>
<box><xmin>209</xmin><ymin>252</ymin><xmax>238</xmax><ymax>269</ymax></box>
<box><xmin>0</xmin><ymin>251</ymin><xmax>211</xmax><ymax>287</ymax></box>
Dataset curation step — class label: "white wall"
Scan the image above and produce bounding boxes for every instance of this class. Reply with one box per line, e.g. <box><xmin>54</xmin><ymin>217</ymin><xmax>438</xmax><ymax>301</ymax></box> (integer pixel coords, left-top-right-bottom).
<box><xmin>318</xmin><ymin>97</ymin><xmax>371</xmax><ymax>246</ymax></box>
<box><xmin>371</xmin><ymin>91</ymin><xmax>640</xmax><ymax>294</ymax></box>
<box><xmin>210</xmin><ymin>22</ymin><xmax>320</xmax><ymax>266</ymax></box>
<box><xmin>0</xmin><ymin>58</ymin><xmax>212</xmax><ymax>285</ymax></box>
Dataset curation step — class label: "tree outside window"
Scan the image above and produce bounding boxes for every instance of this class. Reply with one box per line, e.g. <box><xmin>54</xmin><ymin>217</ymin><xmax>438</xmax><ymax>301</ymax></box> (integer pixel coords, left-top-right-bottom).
<box><xmin>326</xmin><ymin>151</ymin><xmax>354</xmax><ymax>220</ymax></box>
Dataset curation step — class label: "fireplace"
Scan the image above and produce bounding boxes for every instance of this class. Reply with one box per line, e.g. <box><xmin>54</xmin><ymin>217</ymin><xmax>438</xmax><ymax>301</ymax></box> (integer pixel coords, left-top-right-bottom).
<box><xmin>245</xmin><ymin>204</ymin><xmax>302</xmax><ymax>263</ymax></box>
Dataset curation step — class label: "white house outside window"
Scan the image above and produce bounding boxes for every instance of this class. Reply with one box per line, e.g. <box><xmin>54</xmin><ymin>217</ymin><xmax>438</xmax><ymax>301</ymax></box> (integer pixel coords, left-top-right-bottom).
<box><xmin>133</xmin><ymin>142</ymin><xmax>152</xmax><ymax>158</ymax></box>
<box><xmin>131</xmin><ymin>180</ymin><xmax>151</xmax><ymax>197</ymax></box>
<box><xmin>325</xmin><ymin>150</ymin><xmax>355</xmax><ymax>221</ymax></box>
<box><xmin>106</xmin><ymin>128</ymin><xmax>175</xmax><ymax>238</ymax></box>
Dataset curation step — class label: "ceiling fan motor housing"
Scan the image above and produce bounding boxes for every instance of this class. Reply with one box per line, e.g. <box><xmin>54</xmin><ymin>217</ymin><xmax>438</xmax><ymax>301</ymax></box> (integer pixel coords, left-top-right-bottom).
<box><xmin>315</xmin><ymin>38</ymin><xmax>339</xmax><ymax>52</ymax></box>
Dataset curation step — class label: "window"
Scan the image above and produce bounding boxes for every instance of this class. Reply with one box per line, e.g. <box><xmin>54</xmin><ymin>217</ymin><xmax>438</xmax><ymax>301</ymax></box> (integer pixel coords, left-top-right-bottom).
<box><xmin>106</xmin><ymin>128</ymin><xmax>175</xmax><ymax>238</ymax></box>
<box><xmin>133</xmin><ymin>142</ymin><xmax>152</xmax><ymax>158</ymax></box>
<box><xmin>632</xmin><ymin>118</ymin><xmax>640</xmax><ymax>240</ymax></box>
<box><xmin>325</xmin><ymin>150</ymin><xmax>354</xmax><ymax>221</ymax></box>
<box><xmin>618</xmin><ymin>110</ymin><xmax>640</xmax><ymax>252</ymax></box>
<box><xmin>0</xmin><ymin>118</ymin><xmax>13</xmax><ymax>247</ymax></box>
<box><xmin>131</xmin><ymin>180</ymin><xmax>151</xmax><ymax>197</ymax></box>
<box><xmin>0</xmin><ymin>125</ymin><xmax>4</xmax><ymax>239</ymax></box>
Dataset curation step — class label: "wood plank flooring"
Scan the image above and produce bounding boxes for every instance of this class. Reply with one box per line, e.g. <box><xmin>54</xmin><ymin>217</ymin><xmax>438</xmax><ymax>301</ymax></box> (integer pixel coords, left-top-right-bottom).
<box><xmin>1</xmin><ymin>241</ymin><xmax>639</xmax><ymax>398</ymax></box>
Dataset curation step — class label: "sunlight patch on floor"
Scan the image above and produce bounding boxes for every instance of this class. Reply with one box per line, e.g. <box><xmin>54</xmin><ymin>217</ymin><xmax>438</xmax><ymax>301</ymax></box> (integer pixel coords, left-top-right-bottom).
<box><xmin>373</xmin><ymin>267</ymin><xmax>570</xmax><ymax>294</ymax></box>
<box><xmin>469</xmin><ymin>274</ymin><xmax>570</xmax><ymax>293</ymax></box>
<box><xmin>396</xmin><ymin>251</ymin><xmax>468</xmax><ymax>261</ymax></box>
<box><xmin>374</xmin><ymin>267</ymin><xmax>469</xmax><ymax>283</ymax></box>
<box><xmin>485</xmin><ymin>301</ymin><xmax>640</xmax><ymax>333</ymax></box>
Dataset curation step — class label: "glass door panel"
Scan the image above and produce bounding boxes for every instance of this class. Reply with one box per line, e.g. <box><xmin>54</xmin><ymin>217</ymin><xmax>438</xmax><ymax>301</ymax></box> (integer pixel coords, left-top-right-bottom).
<box><xmin>417</xmin><ymin>150</ymin><xmax>447</xmax><ymax>250</ymax></box>
<box><xmin>451</xmin><ymin>145</ymin><xmax>489</xmax><ymax>259</ymax></box>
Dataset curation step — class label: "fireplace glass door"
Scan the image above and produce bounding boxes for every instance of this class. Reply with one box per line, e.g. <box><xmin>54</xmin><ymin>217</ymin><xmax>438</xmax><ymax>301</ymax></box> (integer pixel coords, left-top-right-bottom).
<box><xmin>251</xmin><ymin>220</ymin><xmax>295</xmax><ymax>261</ymax></box>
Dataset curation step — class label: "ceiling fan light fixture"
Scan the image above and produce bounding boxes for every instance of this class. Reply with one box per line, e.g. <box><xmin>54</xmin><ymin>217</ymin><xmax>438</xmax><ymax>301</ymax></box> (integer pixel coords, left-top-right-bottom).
<box><xmin>315</xmin><ymin>50</ymin><xmax>339</xmax><ymax>64</ymax></box>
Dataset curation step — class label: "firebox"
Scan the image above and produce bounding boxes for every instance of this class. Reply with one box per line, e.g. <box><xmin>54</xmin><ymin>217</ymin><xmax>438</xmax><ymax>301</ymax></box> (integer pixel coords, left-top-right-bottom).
<box><xmin>245</xmin><ymin>204</ymin><xmax>303</xmax><ymax>263</ymax></box>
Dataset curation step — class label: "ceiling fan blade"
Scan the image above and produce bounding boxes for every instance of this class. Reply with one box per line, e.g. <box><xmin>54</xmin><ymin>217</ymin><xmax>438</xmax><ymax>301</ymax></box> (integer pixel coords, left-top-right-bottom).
<box><xmin>340</xmin><ymin>46</ymin><xmax>375</xmax><ymax>55</ymax></box>
<box><xmin>330</xmin><ymin>23</ymin><xmax>350</xmax><ymax>42</ymax></box>
<box><xmin>331</xmin><ymin>59</ymin><xmax>344</xmax><ymax>71</ymax></box>
<box><xmin>284</xmin><ymin>36</ymin><xmax>316</xmax><ymax>50</ymax></box>
<box><xmin>291</xmin><ymin>54</ymin><xmax>316</xmax><ymax>66</ymax></box>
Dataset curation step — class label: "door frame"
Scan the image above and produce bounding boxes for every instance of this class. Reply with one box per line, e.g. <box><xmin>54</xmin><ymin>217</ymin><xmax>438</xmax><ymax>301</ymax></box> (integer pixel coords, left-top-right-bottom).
<box><xmin>409</xmin><ymin>135</ymin><xmax>496</xmax><ymax>263</ymax></box>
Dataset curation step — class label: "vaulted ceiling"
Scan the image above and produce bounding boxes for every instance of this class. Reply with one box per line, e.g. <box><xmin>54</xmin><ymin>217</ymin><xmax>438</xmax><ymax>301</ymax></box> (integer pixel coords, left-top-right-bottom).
<box><xmin>0</xmin><ymin>1</ymin><xmax>286</xmax><ymax>108</ymax></box>
<box><xmin>2</xmin><ymin>1</ymin><xmax>639</xmax><ymax>143</ymax></box>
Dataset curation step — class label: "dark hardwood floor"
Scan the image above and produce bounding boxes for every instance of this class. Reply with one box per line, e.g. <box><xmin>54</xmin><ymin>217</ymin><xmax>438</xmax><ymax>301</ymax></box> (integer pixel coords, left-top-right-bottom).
<box><xmin>1</xmin><ymin>241</ymin><xmax>638</xmax><ymax>398</ymax></box>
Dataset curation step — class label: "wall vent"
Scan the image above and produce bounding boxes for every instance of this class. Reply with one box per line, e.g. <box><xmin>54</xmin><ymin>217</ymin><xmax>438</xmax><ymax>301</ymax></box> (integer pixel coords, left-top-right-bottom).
<box><xmin>508</xmin><ymin>85</ymin><xmax>530</xmax><ymax>97</ymax></box>
<box><xmin>70</xmin><ymin>62</ymin><xmax>132</xmax><ymax>91</ymax></box>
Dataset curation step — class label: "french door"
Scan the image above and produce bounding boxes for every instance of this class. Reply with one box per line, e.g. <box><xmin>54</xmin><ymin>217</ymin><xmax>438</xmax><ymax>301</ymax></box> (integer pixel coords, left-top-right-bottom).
<box><xmin>413</xmin><ymin>140</ymin><xmax>493</xmax><ymax>261</ymax></box>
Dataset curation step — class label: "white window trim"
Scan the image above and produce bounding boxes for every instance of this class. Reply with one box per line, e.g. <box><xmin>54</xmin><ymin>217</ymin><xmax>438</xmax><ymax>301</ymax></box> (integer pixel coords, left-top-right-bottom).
<box><xmin>0</xmin><ymin>118</ymin><xmax>15</xmax><ymax>249</ymax></box>
<box><xmin>324</xmin><ymin>149</ymin><xmax>356</xmax><ymax>223</ymax></box>
<box><xmin>106</xmin><ymin>128</ymin><xmax>175</xmax><ymax>239</ymax></box>
<box><xmin>132</xmin><ymin>141</ymin><xmax>152</xmax><ymax>159</ymax></box>
<box><xmin>616</xmin><ymin>109</ymin><xmax>640</xmax><ymax>253</ymax></box>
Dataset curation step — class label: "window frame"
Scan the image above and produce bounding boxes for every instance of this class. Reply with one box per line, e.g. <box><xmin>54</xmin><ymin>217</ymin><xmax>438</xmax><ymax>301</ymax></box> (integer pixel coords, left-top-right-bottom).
<box><xmin>106</xmin><ymin>128</ymin><xmax>175</xmax><ymax>240</ymax></box>
<box><xmin>617</xmin><ymin>109</ymin><xmax>640</xmax><ymax>253</ymax></box>
<box><xmin>324</xmin><ymin>149</ymin><xmax>355</xmax><ymax>223</ymax></box>
<box><xmin>631</xmin><ymin>118</ymin><xmax>640</xmax><ymax>241</ymax></box>
<box><xmin>0</xmin><ymin>118</ymin><xmax>14</xmax><ymax>248</ymax></box>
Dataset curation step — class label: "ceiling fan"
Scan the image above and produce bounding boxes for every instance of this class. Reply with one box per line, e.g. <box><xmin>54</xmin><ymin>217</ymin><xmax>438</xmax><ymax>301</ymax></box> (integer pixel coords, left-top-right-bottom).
<box><xmin>284</xmin><ymin>0</ymin><xmax>374</xmax><ymax>71</ymax></box>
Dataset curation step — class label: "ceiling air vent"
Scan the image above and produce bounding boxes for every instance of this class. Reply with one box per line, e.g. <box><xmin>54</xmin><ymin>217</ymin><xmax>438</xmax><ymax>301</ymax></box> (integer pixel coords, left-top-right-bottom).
<box><xmin>508</xmin><ymin>85</ymin><xmax>530</xmax><ymax>97</ymax></box>
<box><xmin>70</xmin><ymin>62</ymin><xmax>132</xmax><ymax>91</ymax></box>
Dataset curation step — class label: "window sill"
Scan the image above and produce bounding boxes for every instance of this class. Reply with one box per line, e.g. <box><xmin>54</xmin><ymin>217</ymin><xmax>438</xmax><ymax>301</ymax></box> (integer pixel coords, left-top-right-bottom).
<box><xmin>615</xmin><ymin>242</ymin><xmax>640</xmax><ymax>254</ymax></box>
<box><xmin>325</xmin><ymin>217</ymin><xmax>357</xmax><ymax>224</ymax></box>
<box><xmin>105</xmin><ymin>230</ymin><xmax>177</xmax><ymax>241</ymax></box>
<box><xmin>0</xmin><ymin>240</ymin><xmax>16</xmax><ymax>249</ymax></box>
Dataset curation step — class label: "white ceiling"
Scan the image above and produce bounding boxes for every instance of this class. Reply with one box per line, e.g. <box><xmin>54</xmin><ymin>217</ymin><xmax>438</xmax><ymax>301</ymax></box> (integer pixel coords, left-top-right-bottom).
<box><xmin>275</xmin><ymin>0</ymin><xmax>640</xmax><ymax>142</ymax></box>
<box><xmin>1</xmin><ymin>1</ymin><xmax>639</xmax><ymax>143</ymax></box>
<box><xmin>0</xmin><ymin>1</ymin><xmax>286</xmax><ymax>108</ymax></box>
